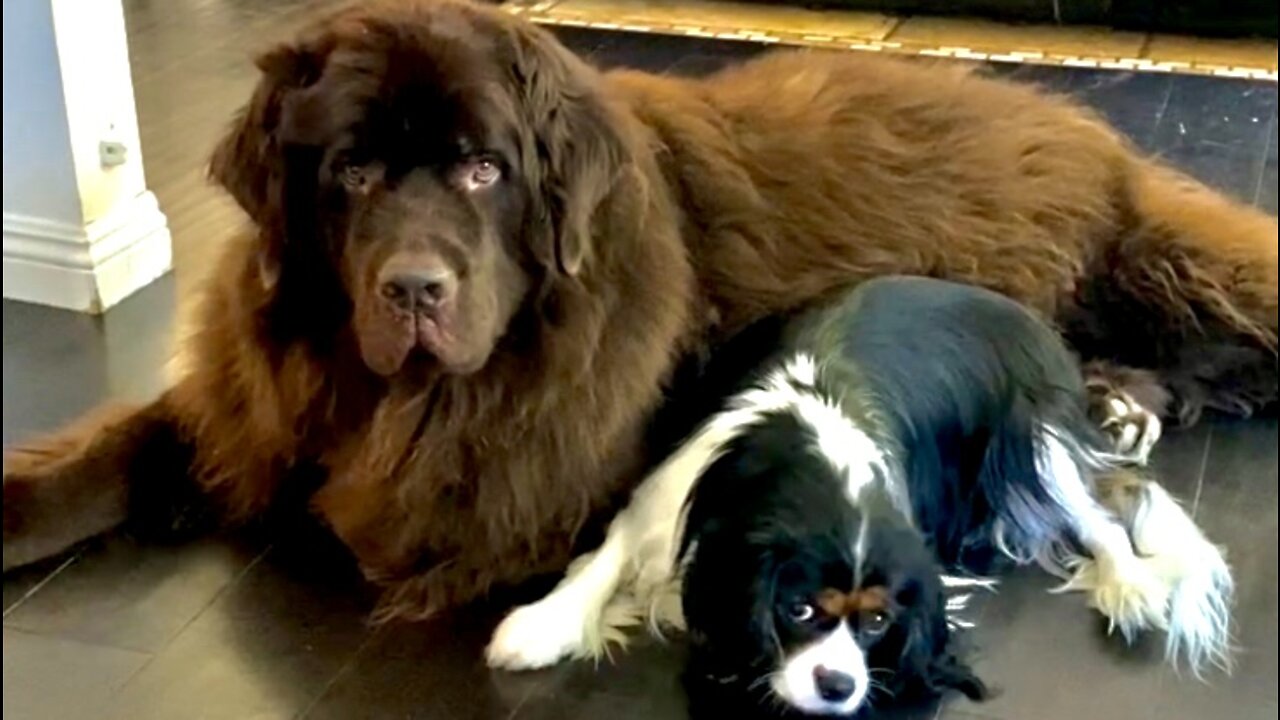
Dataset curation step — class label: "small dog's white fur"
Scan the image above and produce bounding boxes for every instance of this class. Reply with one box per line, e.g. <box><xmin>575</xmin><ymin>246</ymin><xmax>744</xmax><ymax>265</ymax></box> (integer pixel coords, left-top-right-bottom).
<box><xmin>772</xmin><ymin>624</ymin><xmax>869</xmax><ymax>715</ymax></box>
<box><xmin>1035</xmin><ymin>427</ymin><xmax>1234</xmax><ymax>676</ymax></box>
<box><xmin>487</xmin><ymin>357</ymin><xmax>885</xmax><ymax>669</ymax></box>
<box><xmin>485</xmin><ymin>365</ymin><xmax>1233</xmax><ymax>679</ymax></box>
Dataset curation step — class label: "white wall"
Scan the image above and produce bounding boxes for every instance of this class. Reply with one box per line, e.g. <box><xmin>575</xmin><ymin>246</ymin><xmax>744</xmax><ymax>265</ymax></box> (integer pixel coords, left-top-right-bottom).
<box><xmin>2</xmin><ymin>0</ymin><xmax>81</xmax><ymax>224</ymax></box>
<box><xmin>2</xmin><ymin>0</ymin><xmax>171</xmax><ymax>314</ymax></box>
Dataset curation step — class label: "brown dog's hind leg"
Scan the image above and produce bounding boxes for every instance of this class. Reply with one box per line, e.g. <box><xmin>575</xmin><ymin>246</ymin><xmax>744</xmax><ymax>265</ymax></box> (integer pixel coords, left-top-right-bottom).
<box><xmin>1067</xmin><ymin>162</ymin><xmax>1278</xmax><ymax>425</ymax></box>
<box><xmin>3</xmin><ymin>394</ymin><xmax>205</xmax><ymax>572</ymax></box>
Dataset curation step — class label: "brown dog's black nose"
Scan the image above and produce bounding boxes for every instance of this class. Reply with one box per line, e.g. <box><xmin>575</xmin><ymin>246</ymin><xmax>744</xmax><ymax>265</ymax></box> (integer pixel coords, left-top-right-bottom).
<box><xmin>379</xmin><ymin>268</ymin><xmax>457</xmax><ymax>312</ymax></box>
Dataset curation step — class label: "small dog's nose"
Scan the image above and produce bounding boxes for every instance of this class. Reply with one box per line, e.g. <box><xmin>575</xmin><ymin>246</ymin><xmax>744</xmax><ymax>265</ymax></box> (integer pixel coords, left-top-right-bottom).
<box><xmin>813</xmin><ymin>666</ymin><xmax>857</xmax><ymax>703</ymax></box>
<box><xmin>380</xmin><ymin>268</ymin><xmax>457</xmax><ymax>312</ymax></box>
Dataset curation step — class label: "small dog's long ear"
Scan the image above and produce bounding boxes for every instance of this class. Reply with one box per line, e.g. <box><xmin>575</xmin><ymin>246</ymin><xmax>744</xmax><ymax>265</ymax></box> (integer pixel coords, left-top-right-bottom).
<box><xmin>506</xmin><ymin>21</ymin><xmax>630</xmax><ymax>279</ymax></box>
<box><xmin>926</xmin><ymin>653</ymin><xmax>989</xmax><ymax>702</ymax></box>
<box><xmin>896</xmin><ymin>584</ymin><xmax>991</xmax><ymax>704</ymax></box>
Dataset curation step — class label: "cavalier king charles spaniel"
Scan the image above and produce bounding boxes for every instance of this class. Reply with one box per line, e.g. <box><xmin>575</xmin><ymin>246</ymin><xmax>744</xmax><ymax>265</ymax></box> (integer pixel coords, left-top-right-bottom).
<box><xmin>487</xmin><ymin>276</ymin><xmax>1233</xmax><ymax>716</ymax></box>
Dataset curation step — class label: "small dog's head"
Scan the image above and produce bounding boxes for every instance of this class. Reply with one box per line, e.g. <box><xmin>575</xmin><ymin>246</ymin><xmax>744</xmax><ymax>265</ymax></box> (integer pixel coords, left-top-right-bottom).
<box><xmin>679</xmin><ymin>433</ymin><xmax>987</xmax><ymax>716</ymax></box>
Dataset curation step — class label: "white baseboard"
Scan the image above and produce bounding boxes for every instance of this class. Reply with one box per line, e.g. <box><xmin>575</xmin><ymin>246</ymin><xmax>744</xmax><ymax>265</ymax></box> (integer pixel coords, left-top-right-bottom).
<box><xmin>2</xmin><ymin>191</ymin><xmax>172</xmax><ymax>313</ymax></box>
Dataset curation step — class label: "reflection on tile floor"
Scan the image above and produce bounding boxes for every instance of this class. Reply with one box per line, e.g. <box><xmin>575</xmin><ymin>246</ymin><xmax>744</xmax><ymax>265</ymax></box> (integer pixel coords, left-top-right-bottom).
<box><xmin>2</xmin><ymin>2</ymin><xmax>1277</xmax><ymax>720</ymax></box>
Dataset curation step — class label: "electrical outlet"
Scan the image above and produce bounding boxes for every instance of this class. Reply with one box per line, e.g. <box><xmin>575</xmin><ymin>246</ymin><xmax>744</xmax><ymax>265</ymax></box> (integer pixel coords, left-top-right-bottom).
<box><xmin>99</xmin><ymin>140</ymin><xmax>128</xmax><ymax>167</ymax></box>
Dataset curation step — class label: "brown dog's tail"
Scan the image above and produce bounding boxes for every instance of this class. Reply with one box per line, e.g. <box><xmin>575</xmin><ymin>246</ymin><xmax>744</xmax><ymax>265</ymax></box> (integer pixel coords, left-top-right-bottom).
<box><xmin>1067</xmin><ymin>160</ymin><xmax>1278</xmax><ymax>424</ymax></box>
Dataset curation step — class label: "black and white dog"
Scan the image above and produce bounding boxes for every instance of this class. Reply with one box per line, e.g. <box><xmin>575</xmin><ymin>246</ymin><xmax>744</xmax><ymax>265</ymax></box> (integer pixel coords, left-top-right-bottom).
<box><xmin>486</xmin><ymin>277</ymin><xmax>1233</xmax><ymax>716</ymax></box>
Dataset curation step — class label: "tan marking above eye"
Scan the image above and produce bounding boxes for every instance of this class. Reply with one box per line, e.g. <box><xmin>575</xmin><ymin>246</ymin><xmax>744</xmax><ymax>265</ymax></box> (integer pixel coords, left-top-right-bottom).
<box><xmin>815</xmin><ymin>586</ymin><xmax>890</xmax><ymax>618</ymax></box>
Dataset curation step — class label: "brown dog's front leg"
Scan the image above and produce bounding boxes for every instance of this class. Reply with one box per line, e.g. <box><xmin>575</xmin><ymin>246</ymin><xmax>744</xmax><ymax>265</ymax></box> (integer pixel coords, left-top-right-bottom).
<box><xmin>3</xmin><ymin>394</ymin><xmax>202</xmax><ymax>571</ymax></box>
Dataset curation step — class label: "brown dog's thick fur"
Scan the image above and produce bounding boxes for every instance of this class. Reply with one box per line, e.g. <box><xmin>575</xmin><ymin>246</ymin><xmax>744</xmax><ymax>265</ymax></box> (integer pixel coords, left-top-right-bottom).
<box><xmin>4</xmin><ymin>0</ymin><xmax>1276</xmax><ymax>621</ymax></box>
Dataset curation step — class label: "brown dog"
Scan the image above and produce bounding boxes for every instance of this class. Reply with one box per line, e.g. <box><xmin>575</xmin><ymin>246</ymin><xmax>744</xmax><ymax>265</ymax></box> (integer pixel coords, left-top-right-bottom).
<box><xmin>4</xmin><ymin>0</ymin><xmax>1276</xmax><ymax>621</ymax></box>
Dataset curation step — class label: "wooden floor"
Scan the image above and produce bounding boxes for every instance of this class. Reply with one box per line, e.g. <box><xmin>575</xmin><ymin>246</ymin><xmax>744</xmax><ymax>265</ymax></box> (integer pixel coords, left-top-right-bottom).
<box><xmin>2</xmin><ymin>1</ymin><xmax>1278</xmax><ymax>719</ymax></box>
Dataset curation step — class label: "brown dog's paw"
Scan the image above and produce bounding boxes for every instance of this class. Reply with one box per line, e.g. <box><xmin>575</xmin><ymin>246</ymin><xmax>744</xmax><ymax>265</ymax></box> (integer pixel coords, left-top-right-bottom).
<box><xmin>1086</xmin><ymin>382</ymin><xmax>1163</xmax><ymax>464</ymax></box>
<box><xmin>4</xmin><ymin>443</ymin><xmax>68</xmax><ymax>478</ymax></box>
<box><xmin>4</xmin><ymin>444</ymin><xmax>76</xmax><ymax>570</ymax></box>
<box><xmin>3</xmin><ymin>451</ymin><xmax>127</xmax><ymax>573</ymax></box>
<box><xmin>3</xmin><ymin>472</ymin><xmax>48</xmax><ymax>572</ymax></box>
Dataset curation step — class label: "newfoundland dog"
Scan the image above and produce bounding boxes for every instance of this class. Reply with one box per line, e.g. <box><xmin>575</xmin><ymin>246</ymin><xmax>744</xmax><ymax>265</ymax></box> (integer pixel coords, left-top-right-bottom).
<box><xmin>3</xmin><ymin>0</ymin><xmax>1276</xmax><ymax>624</ymax></box>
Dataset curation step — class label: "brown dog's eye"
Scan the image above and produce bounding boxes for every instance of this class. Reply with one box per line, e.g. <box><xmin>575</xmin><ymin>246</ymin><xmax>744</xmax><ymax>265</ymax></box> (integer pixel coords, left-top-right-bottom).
<box><xmin>456</xmin><ymin>157</ymin><xmax>502</xmax><ymax>192</ymax></box>
<box><xmin>341</xmin><ymin>164</ymin><xmax>368</xmax><ymax>192</ymax></box>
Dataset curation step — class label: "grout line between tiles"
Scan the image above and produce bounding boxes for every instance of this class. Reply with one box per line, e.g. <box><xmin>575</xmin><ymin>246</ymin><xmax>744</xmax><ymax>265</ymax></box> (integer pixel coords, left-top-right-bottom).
<box><xmin>1189</xmin><ymin>425</ymin><xmax>1214</xmax><ymax>519</ymax></box>
<box><xmin>106</xmin><ymin>546</ymin><xmax>272</xmax><ymax>700</ymax></box>
<box><xmin>1254</xmin><ymin>113</ymin><xmax>1277</xmax><ymax>208</ymax></box>
<box><xmin>504</xmin><ymin>681</ymin><xmax>540</xmax><ymax>720</ymax></box>
<box><xmin>2</xmin><ymin>553</ymin><xmax>81</xmax><ymax>620</ymax></box>
<box><xmin>295</xmin><ymin>623</ymin><xmax>389</xmax><ymax>720</ymax></box>
<box><xmin>1146</xmin><ymin>72</ymin><xmax>1177</xmax><ymax>143</ymax></box>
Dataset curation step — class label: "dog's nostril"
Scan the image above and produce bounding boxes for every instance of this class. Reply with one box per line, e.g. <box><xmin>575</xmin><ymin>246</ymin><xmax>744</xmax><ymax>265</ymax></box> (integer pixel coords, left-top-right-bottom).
<box><xmin>813</xmin><ymin>666</ymin><xmax>857</xmax><ymax>703</ymax></box>
<box><xmin>380</xmin><ymin>270</ymin><xmax>456</xmax><ymax>311</ymax></box>
<box><xmin>381</xmin><ymin>282</ymin><xmax>407</xmax><ymax>301</ymax></box>
<box><xmin>422</xmin><ymin>280</ymin><xmax>447</xmax><ymax>302</ymax></box>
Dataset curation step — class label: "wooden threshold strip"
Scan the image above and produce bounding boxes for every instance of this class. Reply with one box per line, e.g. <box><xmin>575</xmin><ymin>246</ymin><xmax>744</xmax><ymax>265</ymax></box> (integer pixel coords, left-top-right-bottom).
<box><xmin>503</xmin><ymin>0</ymin><xmax>1278</xmax><ymax>81</ymax></box>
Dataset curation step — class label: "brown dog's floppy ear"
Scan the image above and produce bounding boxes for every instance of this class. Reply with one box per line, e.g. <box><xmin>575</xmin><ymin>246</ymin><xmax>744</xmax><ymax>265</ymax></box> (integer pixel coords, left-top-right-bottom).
<box><xmin>208</xmin><ymin>43</ymin><xmax>328</xmax><ymax>288</ymax></box>
<box><xmin>508</xmin><ymin>23</ymin><xmax>629</xmax><ymax>278</ymax></box>
<box><xmin>208</xmin><ymin>45</ymin><xmax>324</xmax><ymax>223</ymax></box>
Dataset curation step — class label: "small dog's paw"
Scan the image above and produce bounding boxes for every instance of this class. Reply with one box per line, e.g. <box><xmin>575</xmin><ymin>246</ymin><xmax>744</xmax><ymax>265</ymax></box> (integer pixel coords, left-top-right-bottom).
<box><xmin>486</xmin><ymin>600</ymin><xmax>587</xmax><ymax>671</ymax></box>
<box><xmin>1058</xmin><ymin>556</ymin><xmax>1171</xmax><ymax>640</ymax></box>
<box><xmin>1086</xmin><ymin>384</ymin><xmax>1162</xmax><ymax>464</ymax></box>
<box><xmin>1092</xmin><ymin>573</ymin><xmax>1170</xmax><ymax>640</ymax></box>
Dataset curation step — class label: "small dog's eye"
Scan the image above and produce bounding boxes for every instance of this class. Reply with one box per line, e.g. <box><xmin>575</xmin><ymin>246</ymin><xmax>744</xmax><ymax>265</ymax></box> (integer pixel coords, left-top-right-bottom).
<box><xmin>787</xmin><ymin>602</ymin><xmax>815</xmax><ymax>623</ymax></box>
<box><xmin>860</xmin><ymin>610</ymin><xmax>890</xmax><ymax>635</ymax></box>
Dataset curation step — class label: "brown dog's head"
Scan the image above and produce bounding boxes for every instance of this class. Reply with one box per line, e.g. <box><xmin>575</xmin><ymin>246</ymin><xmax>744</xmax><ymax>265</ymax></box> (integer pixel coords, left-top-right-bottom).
<box><xmin>210</xmin><ymin>0</ymin><xmax>628</xmax><ymax>375</ymax></box>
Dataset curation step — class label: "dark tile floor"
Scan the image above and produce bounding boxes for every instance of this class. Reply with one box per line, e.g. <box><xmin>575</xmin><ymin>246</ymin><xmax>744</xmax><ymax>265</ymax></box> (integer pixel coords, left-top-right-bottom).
<box><xmin>3</xmin><ymin>2</ymin><xmax>1277</xmax><ymax>719</ymax></box>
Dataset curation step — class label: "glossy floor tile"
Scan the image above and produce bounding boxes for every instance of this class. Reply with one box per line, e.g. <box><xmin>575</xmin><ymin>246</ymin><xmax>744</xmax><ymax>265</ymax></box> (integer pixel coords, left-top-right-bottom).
<box><xmin>2</xmin><ymin>536</ymin><xmax>260</xmax><ymax>654</ymax></box>
<box><xmin>2</xmin><ymin>2</ymin><xmax>1277</xmax><ymax>720</ymax></box>
<box><xmin>1151</xmin><ymin>76</ymin><xmax>1278</xmax><ymax>203</ymax></box>
<box><xmin>1</xmin><ymin>276</ymin><xmax>178</xmax><ymax>447</ymax></box>
<box><xmin>2</xmin><ymin>629</ymin><xmax>151</xmax><ymax>720</ymax></box>
<box><xmin>98</xmin><ymin>546</ymin><xmax>375</xmax><ymax>720</ymax></box>
<box><xmin>1260</xmin><ymin>118</ymin><xmax>1279</xmax><ymax>213</ymax></box>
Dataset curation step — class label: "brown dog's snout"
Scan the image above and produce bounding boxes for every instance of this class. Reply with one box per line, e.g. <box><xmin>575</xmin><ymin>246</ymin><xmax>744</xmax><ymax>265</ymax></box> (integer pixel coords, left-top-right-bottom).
<box><xmin>378</xmin><ymin>256</ymin><xmax>458</xmax><ymax>313</ymax></box>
